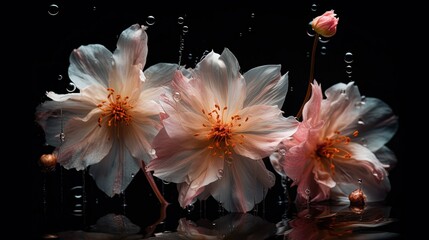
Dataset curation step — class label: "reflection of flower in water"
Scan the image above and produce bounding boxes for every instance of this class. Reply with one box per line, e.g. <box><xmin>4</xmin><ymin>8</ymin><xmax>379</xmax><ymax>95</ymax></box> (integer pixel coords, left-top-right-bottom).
<box><xmin>58</xmin><ymin>213</ymin><xmax>142</xmax><ymax>239</ymax></box>
<box><xmin>148</xmin><ymin>213</ymin><xmax>276</xmax><ymax>239</ymax></box>
<box><xmin>278</xmin><ymin>204</ymin><xmax>399</xmax><ymax>240</ymax></box>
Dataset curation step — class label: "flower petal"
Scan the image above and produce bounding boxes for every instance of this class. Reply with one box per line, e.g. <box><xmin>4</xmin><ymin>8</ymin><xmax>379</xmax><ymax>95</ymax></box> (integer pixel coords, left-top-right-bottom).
<box><xmin>204</xmin><ymin>156</ymin><xmax>275</xmax><ymax>212</ymax></box>
<box><xmin>234</xmin><ymin>105</ymin><xmax>298</xmax><ymax>159</ymax></box>
<box><xmin>89</xmin><ymin>144</ymin><xmax>141</xmax><ymax>197</ymax></box>
<box><xmin>112</xmin><ymin>24</ymin><xmax>148</xmax><ymax>88</ymax></box>
<box><xmin>302</xmin><ymin>81</ymin><xmax>322</xmax><ymax>125</ymax></box>
<box><xmin>68</xmin><ymin>44</ymin><xmax>113</xmax><ymax>89</ymax></box>
<box><xmin>143</xmin><ymin>63</ymin><xmax>179</xmax><ymax>89</ymax></box>
<box><xmin>243</xmin><ymin>65</ymin><xmax>288</xmax><ymax>108</ymax></box>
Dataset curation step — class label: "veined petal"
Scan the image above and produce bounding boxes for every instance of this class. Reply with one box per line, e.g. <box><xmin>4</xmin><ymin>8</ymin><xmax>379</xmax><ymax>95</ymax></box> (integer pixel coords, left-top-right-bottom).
<box><xmin>205</xmin><ymin>156</ymin><xmax>275</xmax><ymax>212</ymax></box>
<box><xmin>302</xmin><ymin>81</ymin><xmax>322</xmax><ymax>125</ymax></box>
<box><xmin>195</xmin><ymin>48</ymin><xmax>241</xmax><ymax>107</ymax></box>
<box><xmin>343</xmin><ymin>97</ymin><xmax>398</xmax><ymax>152</ymax></box>
<box><xmin>89</xmin><ymin>144</ymin><xmax>141</xmax><ymax>197</ymax></box>
<box><xmin>234</xmin><ymin>105</ymin><xmax>298</xmax><ymax>159</ymax></box>
<box><xmin>177</xmin><ymin>182</ymin><xmax>206</xmax><ymax>208</ymax></box>
<box><xmin>113</xmin><ymin>24</ymin><xmax>148</xmax><ymax>75</ymax></box>
<box><xmin>68</xmin><ymin>44</ymin><xmax>113</xmax><ymax>89</ymax></box>
<box><xmin>54</xmin><ymin>109</ymin><xmax>113</xmax><ymax>170</ymax></box>
<box><xmin>143</xmin><ymin>63</ymin><xmax>179</xmax><ymax>89</ymax></box>
<box><xmin>243</xmin><ymin>65</ymin><xmax>288</xmax><ymax>108</ymax></box>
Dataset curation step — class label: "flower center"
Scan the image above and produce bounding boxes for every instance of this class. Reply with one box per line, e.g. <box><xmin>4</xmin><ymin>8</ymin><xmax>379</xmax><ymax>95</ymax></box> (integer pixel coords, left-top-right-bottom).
<box><xmin>316</xmin><ymin>130</ymin><xmax>358</xmax><ymax>173</ymax></box>
<box><xmin>97</xmin><ymin>88</ymin><xmax>133</xmax><ymax>127</ymax></box>
<box><xmin>195</xmin><ymin>104</ymin><xmax>247</xmax><ymax>159</ymax></box>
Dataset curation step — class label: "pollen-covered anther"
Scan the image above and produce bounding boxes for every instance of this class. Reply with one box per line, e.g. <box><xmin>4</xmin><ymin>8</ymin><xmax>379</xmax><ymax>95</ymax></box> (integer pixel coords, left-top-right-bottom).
<box><xmin>198</xmin><ymin>104</ymin><xmax>249</xmax><ymax>160</ymax></box>
<box><xmin>97</xmin><ymin>88</ymin><xmax>133</xmax><ymax>127</ymax></box>
<box><xmin>317</xmin><ymin>130</ymin><xmax>353</xmax><ymax>161</ymax></box>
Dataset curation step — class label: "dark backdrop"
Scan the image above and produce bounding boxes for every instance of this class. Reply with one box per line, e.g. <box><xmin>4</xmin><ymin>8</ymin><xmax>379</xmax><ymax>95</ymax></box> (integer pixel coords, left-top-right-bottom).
<box><xmin>28</xmin><ymin>0</ymin><xmax>401</xmax><ymax>238</ymax></box>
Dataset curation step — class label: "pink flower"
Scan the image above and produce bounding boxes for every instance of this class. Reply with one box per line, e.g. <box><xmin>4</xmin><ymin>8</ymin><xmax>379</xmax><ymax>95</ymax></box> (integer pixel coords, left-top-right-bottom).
<box><xmin>146</xmin><ymin>48</ymin><xmax>299</xmax><ymax>212</ymax></box>
<box><xmin>310</xmin><ymin>10</ymin><xmax>339</xmax><ymax>37</ymax></box>
<box><xmin>36</xmin><ymin>24</ymin><xmax>177</xmax><ymax>197</ymax></box>
<box><xmin>270</xmin><ymin>81</ymin><xmax>398</xmax><ymax>205</ymax></box>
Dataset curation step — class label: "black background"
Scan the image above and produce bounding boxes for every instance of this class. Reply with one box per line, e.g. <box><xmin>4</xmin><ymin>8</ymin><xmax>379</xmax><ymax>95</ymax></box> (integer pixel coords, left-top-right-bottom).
<box><xmin>27</xmin><ymin>0</ymin><xmax>401</xmax><ymax>239</ymax></box>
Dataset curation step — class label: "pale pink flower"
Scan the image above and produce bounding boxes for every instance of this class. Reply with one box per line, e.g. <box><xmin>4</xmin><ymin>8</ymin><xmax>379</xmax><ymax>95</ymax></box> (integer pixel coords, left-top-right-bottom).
<box><xmin>36</xmin><ymin>24</ymin><xmax>177</xmax><ymax>197</ymax></box>
<box><xmin>146</xmin><ymin>48</ymin><xmax>298</xmax><ymax>212</ymax></box>
<box><xmin>311</xmin><ymin>10</ymin><xmax>339</xmax><ymax>37</ymax></box>
<box><xmin>270</xmin><ymin>81</ymin><xmax>398</xmax><ymax>204</ymax></box>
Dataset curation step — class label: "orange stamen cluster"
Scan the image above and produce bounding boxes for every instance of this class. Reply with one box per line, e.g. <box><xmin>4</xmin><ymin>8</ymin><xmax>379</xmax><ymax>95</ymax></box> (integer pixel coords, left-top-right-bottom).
<box><xmin>196</xmin><ymin>104</ymin><xmax>247</xmax><ymax>159</ymax></box>
<box><xmin>316</xmin><ymin>130</ymin><xmax>358</xmax><ymax>174</ymax></box>
<box><xmin>97</xmin><ymin>88</ymin><xmax>133</xmax><ymax>127</ymax></box>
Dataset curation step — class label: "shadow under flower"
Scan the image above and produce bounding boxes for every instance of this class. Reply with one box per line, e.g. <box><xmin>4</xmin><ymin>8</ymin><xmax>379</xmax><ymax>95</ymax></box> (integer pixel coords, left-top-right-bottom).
<box><xmin>277</xmin><ymin>203</ymin><xmax>400</xmax><ymax>240</ymax></box>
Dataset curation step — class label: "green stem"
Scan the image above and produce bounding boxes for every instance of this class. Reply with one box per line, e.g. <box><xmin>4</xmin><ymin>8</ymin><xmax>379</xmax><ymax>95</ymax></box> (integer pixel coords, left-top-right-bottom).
<box><xmin>296</xmin><ymin>33</ymin><xmax>319</xmax><ymax>120</ymax></box>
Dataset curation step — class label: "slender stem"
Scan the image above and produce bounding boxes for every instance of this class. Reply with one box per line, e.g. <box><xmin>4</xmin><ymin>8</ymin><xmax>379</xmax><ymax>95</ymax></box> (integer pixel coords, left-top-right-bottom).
<box><xmin>144</xmin><ymin>202</ymin><xmax>168</xmax><ymax>237</ymax></box>
<box><xmin>142</xmin><ymin>162</ymin><xmax>169</xmax><ymax>207</ymax></box>
<box><xmin>296</xmin><ymin>33</ymin><xmax>319</xmax><ymax>120</ymax></box>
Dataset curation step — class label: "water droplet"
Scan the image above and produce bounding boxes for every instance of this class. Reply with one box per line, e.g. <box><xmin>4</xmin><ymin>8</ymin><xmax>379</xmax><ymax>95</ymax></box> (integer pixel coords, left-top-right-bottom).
<box><xmin>217</xmin><ymin>169</ymin><xmax>224</xmax><ymax>179</ymax></box>
<box><xmin>320</xmin><ymin>46</ymin><xmax>327</xmax><ymax>55</ymax></box>
<box><xmin>57</xmin><ymin>75</ymin><xmax>63</xmax><ymax>80</ymax></box>
<box><xmin>360</xmin><ymin>95</ymin><xmax>366</xmax><ymax>103</ymax></box>
<box><xmin>48</xmin><ymin>4</ymin><xmax>59</xmax><ymax>16</ymax></box>
<box><xmin>66</xmin><ymin>82</ymin><xmax>77</xmax><ymax>92</ymax></box>
<box><xmin>357</xmin><ymin>118</ymin><xmax>365</xmax><ymax>125</ymax></box>
<box><xmin>162</xmin><ymin>180</ymin><xmax>171</xmax><ymax>185</ymax></box>
<box><xmin>361</xmin><ymin>138</ymin><xmax>367</xmax><ymax>147</ymax></box>
<box><xmin>92</xmin><ymin>6</ymin><xmax>96</xmax><ymax>11</ymax></box>
<box><xmin>188</xmin><ymin>53</ymin><xmax>192</xmax><ymax>60</ymax></box>
<box><xmin>149</xmin><ymin>148</ymin><xmax>156</xmax><ymax>156</ymax></box>
<box><xmin>345</xmin><ymin>65</ymin><xmax>352</xmax><ymax>74</ymax></box>
<box><xmin>341</xmin><ymin>89</ymin><xmax>346</xmax><ymax>95</ymax></box>
<box><xmin>311</xmin><ymin>3</ymin><xmax>317</xmax><ymax>11</ymax></box>
<box><xmin>358</xmin><ymin>179</ymin><xmax>362</xmax><ymax>184</ymax></box>
<box><xmin>307</xmin><ymin>25</ymin><xmax>315</xmax><ymax>37</ymax></box>
<box><xmin>248</xmin><ymin>27</ymin><xmax>252</xmax><ymax>32</ymax></box>
<box><xmin>131</xmin><ymin>173</ymin><xmax>135</xmax><ymax>178</ymax></box>
<box><xmin>146</xmin><ymin>16</ymin><xmax>156</xmax><ymax>26</ymax></box>
<box><xmin>290</xmin><ymin>86</ymin><xmax>293</xmax><ymax>92</ymax></box>
<box><xmin>182</xmin><ymin>25</ymin><xmax>189</xmax><ymax>33</ymax></box>
<box><xmin>186</xmin><ymin>204</ymin><xmax>194</xmax><ymax>213</ymax></box>
<box><xmin>279</xmin><ymin>149</ymin><xmax>286</xmax><ymax>156</ymax></box>
<box><xmin>344</xmin><ymin>52</ymin><xmax>353</xmax><ymax>63</ymax></box>
<box><xmin>173</xmin><ymin>92</ymin><xmax>181</xmax><ymax>102</ymax></box>
<box><xmin>318</xmin><ymin>36</ymin><xmax>330</xmax><ymax>43</ymax></box>
<box><xmin>60</xmin><ymin>132</ymin><xmax>65</xmax><ymax>142</ymax></box>
<box><xmin>177</xmin><ymin>16</ymin><xmax>184</xmax><ymax>25</ymax></box>
<box><xmin>239</xmin><ymin>32</ymin><xmax>243</xmax><ymax>37</ymax></box>
<box><xmin>305</xmin><ymin>188</ymin><xmax>311</xmax><ymax>195</ymax></box>
<box><xmin>251</xmin><ymin>12</ymin><xmax>255</xmax><ymax>18</ymax></box>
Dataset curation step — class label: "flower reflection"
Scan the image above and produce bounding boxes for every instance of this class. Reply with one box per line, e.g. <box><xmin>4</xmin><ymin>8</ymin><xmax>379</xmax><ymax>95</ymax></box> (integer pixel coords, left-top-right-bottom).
<box><xmin>148</xmin><ymin>213</ymin><xmax>276</xmax><ymax>239</ymax></box>
<box><xmin>278</xmin><ymin>203</ymin><xmax>399</xmax><ymax>240</ymax></box>
<box><xmin>58</xmin><ymin>213</ymin><xmax>143</xmax><ymax>239</ymax></box>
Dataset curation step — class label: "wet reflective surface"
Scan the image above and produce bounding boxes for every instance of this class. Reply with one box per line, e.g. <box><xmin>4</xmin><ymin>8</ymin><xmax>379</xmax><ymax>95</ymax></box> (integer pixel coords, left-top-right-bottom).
<box><xmin>33</xmin><ymin>169</ymin><xmax>401</xmax><ymax>239</ymax></box>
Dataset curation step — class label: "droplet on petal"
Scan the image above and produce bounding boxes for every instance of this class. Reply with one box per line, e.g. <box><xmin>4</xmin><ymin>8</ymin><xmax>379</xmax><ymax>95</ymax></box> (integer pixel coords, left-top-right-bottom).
<box><xmin>357</xmin><ymin>118</ymin><xmax>365</xmax><ymax>125</ymax></box>
<box><xmin>217</xmin><ymin>169</ymin><xmax>224</xmax><ymax>179</ymax></box>
<box><xmin>139</xmin><ymin>69</ymin><xmax>145</xmax><ymax>81</ymax></box>
<box><xmin>279</xmin><ymin>149</ymin><xmax>286</xmax><ymax>156</ymax></box>
<box><xmin>173</xmin><ymin>92</ymin><xmax>182</xmax><ymax>102</ymax></box>
<box><xmin>149</xmin><ymin>148</ymin><xmax>157</xmax><ymax>156</ymax></box>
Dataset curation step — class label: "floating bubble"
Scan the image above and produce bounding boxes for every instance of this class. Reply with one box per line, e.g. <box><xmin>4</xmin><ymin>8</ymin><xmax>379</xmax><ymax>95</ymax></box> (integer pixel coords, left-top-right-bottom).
<box><xmin>182</xmin><ymin>25</ymin><xmax>189</xmax><ymax>33</ymax></box>
<box><xmin>320</xmin><ymin>46</ymin><xmax>327</xmax><ymax>55</ymax></box>
<box><xmin>345</xmin><ymin>65</ymin><xmax>353</xmax><ymax>74</ymax></box>
<box><xmin>57</xmin><ymin>74</ymin><xmax>63</xmax><ymax>80</ymax></box>
<box><xmin>318</xmin><ymin>36</ymin><xmax>330</xmax><ymax>43</ymax></box>
<box><xmin>177</xmin><ymin>16</ymin><xmax>184</xmax><ymax>25</ymax></box>
<box><xmin>344</xmin><ymin>52</ymin><xmax>353</xmax><ymax>63</ymax></box>
<box><xmin>251</xmin><ymin>12</ymin><xmax>255</xmax><ymax>18</ymax></box>
<box><xmin>48</xmin><ymin>4</ymin><xmax>59</xmax><ymax>16</ymax></box>
<box><xmin>66</xmin><ymin>82</ymin><xmax>77</xmax><ymax>92</ymax></box>
<box><xmin>146</xmin><ymin>16</ymin><xmax>156</xmax><ymax>26</ymax></box>
<box><xmin>311</xmin><ymin>3</ymin><xmax>317</xmax><ymax>11</ymax></box>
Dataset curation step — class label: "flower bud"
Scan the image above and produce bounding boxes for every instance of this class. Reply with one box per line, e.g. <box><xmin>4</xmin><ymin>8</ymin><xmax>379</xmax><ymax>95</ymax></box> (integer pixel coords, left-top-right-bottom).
<box><xmin>310</xmin><ymin>10</ymin><xmax>339</xmax><ymax>37</ymax></box>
